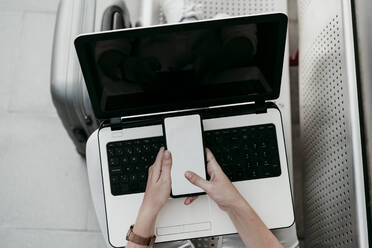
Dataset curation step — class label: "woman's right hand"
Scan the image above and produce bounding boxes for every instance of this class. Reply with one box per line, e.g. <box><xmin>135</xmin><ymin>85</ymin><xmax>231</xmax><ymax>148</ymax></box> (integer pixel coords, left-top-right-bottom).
<box><xmin>184</xmin><ymin>148</ymin><xmax>245</xmax><ymax>212</ymax></box>
<box><xmin>185</xmin><ymin>148</ymin><xmax>284</xmax><ymax>248</ymax></box>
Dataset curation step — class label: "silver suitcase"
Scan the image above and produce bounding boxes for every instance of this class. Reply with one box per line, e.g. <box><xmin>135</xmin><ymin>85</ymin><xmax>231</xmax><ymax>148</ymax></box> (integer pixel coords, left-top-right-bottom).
<box><xmin>50</xmin><ymin>0</ymin><xmax>131</xmax><ymax>155</ymax></box>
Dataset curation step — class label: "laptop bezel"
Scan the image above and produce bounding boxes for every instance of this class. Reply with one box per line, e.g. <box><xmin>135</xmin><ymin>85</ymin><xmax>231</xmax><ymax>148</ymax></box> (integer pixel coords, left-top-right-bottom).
<box><xmin>74</xmin><ymin>13</ymin><xmax>288</xmax><ymax>120</ymax></box>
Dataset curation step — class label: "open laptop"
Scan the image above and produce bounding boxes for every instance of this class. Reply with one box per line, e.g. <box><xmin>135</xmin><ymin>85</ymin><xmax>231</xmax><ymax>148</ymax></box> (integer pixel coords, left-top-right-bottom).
<box><xmin>75</xmin><ymin>13</ymin><xmax>294</xmax><ymax>247</ymax></box>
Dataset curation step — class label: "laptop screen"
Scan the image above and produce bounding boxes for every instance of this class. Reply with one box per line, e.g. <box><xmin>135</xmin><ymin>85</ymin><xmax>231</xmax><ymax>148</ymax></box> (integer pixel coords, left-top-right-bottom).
<box><xmin>75</xmin><ymin>14</ymin><xmax>287</xmax><ymax>119</ymax></box>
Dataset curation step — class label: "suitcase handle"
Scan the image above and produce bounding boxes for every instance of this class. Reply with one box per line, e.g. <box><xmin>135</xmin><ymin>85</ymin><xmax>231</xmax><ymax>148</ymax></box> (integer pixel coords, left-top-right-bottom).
<box><xmin>101</xmin><ymin>5</ymin><xmax>131</xmax><ymax>31</ymax></box>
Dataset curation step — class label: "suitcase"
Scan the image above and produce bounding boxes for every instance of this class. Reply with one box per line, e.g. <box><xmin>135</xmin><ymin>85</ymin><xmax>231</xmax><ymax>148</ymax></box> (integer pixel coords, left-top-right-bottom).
<box><xmin>50</xmin><ymin>0</ymin><xmax>131</xmax><ymax>155</ymax></box>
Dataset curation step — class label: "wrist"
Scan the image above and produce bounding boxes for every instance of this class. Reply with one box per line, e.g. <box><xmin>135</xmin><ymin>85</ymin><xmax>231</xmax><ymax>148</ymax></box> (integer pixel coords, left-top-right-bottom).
<box><xmin>140</xmin><ymin>200</ymin><xmax>161</xmax><ymax>218</ymax></box>
<box><xmin>133</xmin><ymin>204</ymin><xmax>158</xmax><ymax>237</ymax></box>
<box><xmin>226</xmin><ymin>196</ymin><xmax>249</xmax><ymax>216</ymax></box>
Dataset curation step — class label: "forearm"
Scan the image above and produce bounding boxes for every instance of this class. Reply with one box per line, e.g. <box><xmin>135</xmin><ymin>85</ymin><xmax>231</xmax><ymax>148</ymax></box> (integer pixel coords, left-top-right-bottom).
<box><xmin>227</xmin><ymin>199</ymin><xmax>283</xmax><ymax>248</ymax></box>
<box><xmin>126</xmin><ymin>205</ymin><xmax>157</xmax><ymax>248</ymax></box>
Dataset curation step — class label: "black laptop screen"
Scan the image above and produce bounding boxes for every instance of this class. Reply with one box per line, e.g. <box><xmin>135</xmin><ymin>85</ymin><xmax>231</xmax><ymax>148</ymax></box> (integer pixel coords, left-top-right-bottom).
<box><xmin>75</xmin><ymin>14</ymin><xmax>287</xmax><ymax>119</ymax></box>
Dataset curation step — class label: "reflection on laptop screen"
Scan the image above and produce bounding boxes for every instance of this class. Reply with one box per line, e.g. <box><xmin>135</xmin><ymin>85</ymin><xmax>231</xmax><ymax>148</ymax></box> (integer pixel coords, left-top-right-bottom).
<box><xmin>76</xmin><ymin>15</ymin><xmax>287</xmax><ymax>117</ymax></box>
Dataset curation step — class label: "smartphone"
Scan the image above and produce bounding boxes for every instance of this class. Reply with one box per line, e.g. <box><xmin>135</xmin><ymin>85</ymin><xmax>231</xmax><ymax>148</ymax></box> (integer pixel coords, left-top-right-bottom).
<box><xmin>163</xmin><ymin>114</ymin><xmax>207</xmax><ymax>198</ymax></box>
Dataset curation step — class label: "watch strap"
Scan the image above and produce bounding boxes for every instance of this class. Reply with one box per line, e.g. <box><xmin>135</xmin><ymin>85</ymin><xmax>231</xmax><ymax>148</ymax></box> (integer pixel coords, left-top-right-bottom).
<box><xmin>126</xmin><ymin>225</ymin><xmax>156</xmax><ymax>247</ymax></box>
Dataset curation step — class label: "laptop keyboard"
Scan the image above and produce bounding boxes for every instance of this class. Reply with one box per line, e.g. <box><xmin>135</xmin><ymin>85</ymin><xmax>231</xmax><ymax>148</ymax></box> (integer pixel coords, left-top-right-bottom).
<box><xmin>107</xmin><ymin>124</ymin><xmax>281</xmax><ymax>196</ymax></box>
<box><xmin>107</xmin><ymin>137</ymin><xmax>165</xmax><ymax>196</ymax></box>
<box><xmin>204</xmin><ymin>124</ymin><xmax>281</xmax><ymax>181</ymax></box>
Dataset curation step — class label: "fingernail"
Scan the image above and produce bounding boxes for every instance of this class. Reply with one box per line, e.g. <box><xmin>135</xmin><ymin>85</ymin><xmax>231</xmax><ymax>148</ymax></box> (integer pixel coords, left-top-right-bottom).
<box><xmin>185</xmin><ymin>171</ymin><xmax>192</xmax><ymax>179</ymax></box>
<box><xmin>159</xmin><ymin>147</ymin><xmax>165</xmax><ymax>152</ymax></box>
<box><xmin>163</xmin><ymin>150</ymin><xmax>170</xmax><ymax>159</ymax></box>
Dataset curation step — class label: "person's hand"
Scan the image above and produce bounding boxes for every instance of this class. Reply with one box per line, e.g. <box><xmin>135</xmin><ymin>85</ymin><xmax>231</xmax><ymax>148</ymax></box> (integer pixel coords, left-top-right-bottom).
<box><xmin>132</xmin><ymin>147</ymin><xmax>172</xmax><ymax>238</ymax></box>
<box><xmin>184</xmin><ymin>148</ymin><xmax>245</xmax><ymax>212</ymax></box>
<box><xmin>142</xmin><ymin>147</ymin><xmax>172</xmax><ymax>214</ymax></box>
<box><xmin>184</xmin><ymin>149</ymin><xmax>284</xmax><ymax>248</ymax></box>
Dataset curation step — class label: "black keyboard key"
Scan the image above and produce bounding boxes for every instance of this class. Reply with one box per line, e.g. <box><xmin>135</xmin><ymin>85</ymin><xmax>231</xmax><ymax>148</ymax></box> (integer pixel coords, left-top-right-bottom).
<box><xmin>110</xmin><ymin>167</ymin><xmax>122</xmax><ymax>175</ymax></box>
<box><xmin>236</xmin><ymin>169</ymin><xmax>245</xmax><ymax>181</ymax></box>
<box><xmin>121</xmin><ymin>157</ymin><xmax>129</xmax><ymax>164</ymax></box>
<box><xmin>111</xmin><ymin>175</ymin><xmax>120</xmax><ymax>184</ymax></box>
<box><xmin>119</xmin><ymin>184</ymin><xmax>129</xmax><ymax>193</ymax></box>
<box><xmin>140</xmin><ymin>156</ymin><xmax>149</xmax><ymax>164</ymax></box>
<box><xmin>139</xmin><ymin>174</ymin><xmax>146</xmax><ymax>182</ymax></box>
<box><xmin>129</xmin><ymin>149</ymin><xmax>135</xmax><ymax>156</ymax></box>
<box><xmin>111</xmin><ymin>184</ymin><xmax>129</xmax><ymax>195</ymax></box>
<box><xmin>149</xmin><ymin>154</ymin><xmax>156</xmax><ymax>162</ymax></box>
<box><xmin>107</xmin><ymin>143</ymin><xmax>115</xmax><ymax>149</ymax></box>
<box><xmin>120</xmin><ymin>175</ymin><xmax>129</xmax><ymax>183</ymax></box>
<box><xmin>123</xmin><ymin>165</ymin><xmax>132</xmax><ymax>174</ymax></box>
<box><xmin>115</xmin><ymin>147</ymin><xmax>124</xmax><ymax>156</ymax></box>
<box><xmin>109</xmin><ymin>157</ymin><xmax>119</xmax><ymax>167</ymax></box>
<box><xmin>135</xmin><ymin>147</ymin><xmax>142</xmax><ymax>154</ymax></box>
<box><xmin>130</xmin><ymin>174</ymin><xmax>137</xmax><ymax>182</ymax></box>
<box><xmin>107</xmin><ymin>147</ymin><xmax>115</xmax><ymax>156</ymax></box>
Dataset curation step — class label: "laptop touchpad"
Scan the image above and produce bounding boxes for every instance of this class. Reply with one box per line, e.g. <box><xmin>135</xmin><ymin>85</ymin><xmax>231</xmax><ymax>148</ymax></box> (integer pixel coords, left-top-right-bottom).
<box><xmin>157</xmin><ymin>222</ymin><xmax>211</xmax><ymax>236</ymax></box>
<box><xmin>156</xmin><ymin>196</ymin><xmax>211</xmax><ymax>235</ymax></box>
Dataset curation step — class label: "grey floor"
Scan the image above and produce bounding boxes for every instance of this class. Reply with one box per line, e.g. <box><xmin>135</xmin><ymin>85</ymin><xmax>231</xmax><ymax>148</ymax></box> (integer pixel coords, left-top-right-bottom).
<box><xmin>0</xmin><ymin>0</ymin><xmax>300</xmax><ymax>247</ymax></box>
<box><xmin>0</xmin><ymin>0</ymin><xmax>105</xmax><ymax>247</ymax></box>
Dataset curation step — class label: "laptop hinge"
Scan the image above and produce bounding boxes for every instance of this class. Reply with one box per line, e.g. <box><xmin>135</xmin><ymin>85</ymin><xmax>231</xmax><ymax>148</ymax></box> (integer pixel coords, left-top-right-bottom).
<box><xmin>255</xmin><ymin>99</ymin><xmax>267</xmax><ymax>114</ymax></box>
<box><xmin>110</xmin><ymin>117</ymin><xmax>123</xmax><ymax>131</ymax></box>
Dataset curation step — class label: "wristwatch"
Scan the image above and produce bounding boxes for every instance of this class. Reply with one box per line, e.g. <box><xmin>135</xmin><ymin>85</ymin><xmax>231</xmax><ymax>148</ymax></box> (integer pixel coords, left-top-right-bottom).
<box><xmin>126</xmin><ymin>225</ymin><xmax>156</xmax><ymax>247</ymax></box>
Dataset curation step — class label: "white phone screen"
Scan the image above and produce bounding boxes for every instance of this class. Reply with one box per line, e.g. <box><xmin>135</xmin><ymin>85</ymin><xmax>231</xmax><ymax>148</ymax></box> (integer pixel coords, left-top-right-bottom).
<box><xmin>164</xmin><ymin>114</ymin><xmax>206</xmax><ymax>197</ymax></box>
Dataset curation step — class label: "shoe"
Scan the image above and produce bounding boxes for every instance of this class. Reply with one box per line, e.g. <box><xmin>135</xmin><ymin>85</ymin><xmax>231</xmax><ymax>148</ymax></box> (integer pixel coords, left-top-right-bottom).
<box><xmin>161</xmin><ymin>0</ymin><xmax>203</xmax><ymax>23</ymax></box>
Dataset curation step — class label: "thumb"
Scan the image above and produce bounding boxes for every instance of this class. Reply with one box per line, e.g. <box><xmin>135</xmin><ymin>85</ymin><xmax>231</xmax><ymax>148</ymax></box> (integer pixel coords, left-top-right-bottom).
<box><xmin>160</xmin><ymin>150</ymin><xmax>172</xmax><ymax>180</ymax></box>
<box><xmin>185</xmin><ymin>171</ymin><xmax>210</xmax><ymax>192</ymax></box>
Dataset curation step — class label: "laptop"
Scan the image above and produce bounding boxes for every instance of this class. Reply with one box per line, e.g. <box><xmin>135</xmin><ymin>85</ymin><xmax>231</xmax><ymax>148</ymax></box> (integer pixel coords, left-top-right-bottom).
<box><xmin>75</xmin><ymin>13</ymin><xmax>294</xmax><ymax>247</ymax></box>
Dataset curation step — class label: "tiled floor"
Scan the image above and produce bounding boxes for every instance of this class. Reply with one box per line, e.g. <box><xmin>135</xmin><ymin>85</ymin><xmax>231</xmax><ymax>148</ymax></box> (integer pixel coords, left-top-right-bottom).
<box><xmin>0</xmin><ymin>0</ymin><xmax>300</xmax><ymax>247</ymax></box>
<box><xmin>0</xmin><ymin>1</ymin><xmax>105</xmax><ymax>247</ymax></box>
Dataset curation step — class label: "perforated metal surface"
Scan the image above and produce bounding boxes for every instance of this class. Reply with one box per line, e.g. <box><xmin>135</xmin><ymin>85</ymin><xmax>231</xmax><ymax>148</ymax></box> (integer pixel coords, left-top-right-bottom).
<box><xmin>299</xmin><ymin>3</ymin><xmax>359</xmax><ymax>247</ymax></box>
<box><xmin>193</xmin><ymin>0</ymin><xmax>275</xmax><ymax>19</ymax></box>
<box><xmin>159</xmin><ymin>0</ymin><xmax>276</xmax><ymax>23</ymax></box>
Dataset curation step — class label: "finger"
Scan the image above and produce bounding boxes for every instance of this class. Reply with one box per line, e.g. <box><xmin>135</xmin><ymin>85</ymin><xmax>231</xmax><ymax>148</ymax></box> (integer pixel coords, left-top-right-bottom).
<box><xmin>205</xmin><ymin>148</ymin><xmax>217</xmax><ymax>164</ymax></box>
<box><xmin>205</xmin><ymin>148</ymin><xmax>223</xmax><ymax>175</ymax></box>
<box><xmin>184</xmin><ymin>196</ymin><xmax>199</xmax><ymax>205</ymax></box>
<box><xmin>147</xmin><ymin>165</ymin><xmax>153</xmax><ymax>180</ymax></box>
<box><xmin>185</xmin><ymin>171</ymin><xmax>211</xmax><ymax>192</ymax></box>
<box><xmin>144</xmin><ymin>166</ymin><xmax>152</xmax><ymax>192</ymax></box>
<box><xmin>154</xmin><ymin>147</ymin><xmax>165</xmax><ymax>166</ymax></box>
<box><xmin>160</xmin><ymin>150</ymin><xmax>172</xmax><ymax>181</ymax></box>
<box><xmin>152</xmin><ymin>147</ymin><xmax>165</xmax><ymax>181</ymax></box>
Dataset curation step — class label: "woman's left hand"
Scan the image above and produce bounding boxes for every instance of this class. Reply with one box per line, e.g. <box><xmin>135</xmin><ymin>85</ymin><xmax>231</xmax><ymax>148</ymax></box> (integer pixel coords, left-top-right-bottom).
<box><xmin>131</xmin><ymin>147</ymin><xmax>172</xmax><ymax>238</ymax></box>
<box><xmin>142</xmin><ymin>147</ymin><xmax>172</xmax><ymax>214</ymax></box>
